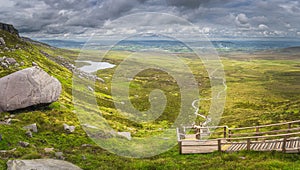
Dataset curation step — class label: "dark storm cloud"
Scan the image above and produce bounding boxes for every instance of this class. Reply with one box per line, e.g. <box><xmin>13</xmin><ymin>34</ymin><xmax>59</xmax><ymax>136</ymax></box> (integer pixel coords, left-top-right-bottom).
<box><xmin>165</xmin><ymin>0</ymin><xmax>231</xmax><ymax>8</ymax></box>
<box><xmin>0</xmin><ymin>0</ymin><xmax>299</xmax><ymax>38</ymax></box>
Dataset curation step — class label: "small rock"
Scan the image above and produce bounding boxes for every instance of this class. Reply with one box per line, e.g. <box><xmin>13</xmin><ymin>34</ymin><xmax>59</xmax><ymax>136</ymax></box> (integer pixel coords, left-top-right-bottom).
<box><xmin>55</xmin><ymin>152</ymin><xmax>64</xmax><ymax>159</ymax></box>
<box><xmin>4</xmin><ymin>115</ymin><xmax>8</xmax><ymax>119</ymax></box>
<box><xmin>0</xmin><ymin>62</ymin><xmax>8</xmax><ymax>68</ymax></box>
<box><xmin>81</xmin><ymin>144</ymin><xmax>92</xmax><ymax>147</ymax></box>
<box><xmin>82</xmin><ymin>155</ymin><xmax>86</xmax><ymax>160</ymax></box>
<box><xmin>9</xmin><ymin>114</ymin><xmax>15</xmax><ymax>118</ymax></box>
<box><xmin>63</xmin><ymin>124</ymin><xmax>75</xmax><ymax>133</ymax></box>
<box><xmin>19</xmin><ymin>141</ymin><xmax>30</xmax><ymax>148</ymax></box>
<box><xmin>87</xmin><ymin>86</ymin><xmax>94</xmax><ymax>92</ymax></box>
<box><xmin>117</xmin><ymin>132</ymin><xmax>132</xmax><ymax>140</ymax></box>
<box><xmin>240</xmin><ymin>156</ymin><xmax>246</xmax><ymax>160</ymax></box>
<box><xmin>25</xmin><ymin>130</ymin><xmax>33</xmax><ymax>138</ymax></box>
<box><xmin>0</xmin><ymin>37</ymin><xmax>5</xmax><ymax>46</ymax></box>
<box><xmin>7</xmin><ymin>159</ymin><xmax>82</xmax><ymax>170</ymax></box>
<box><xmin>6</xmin><ymin>118</ymin><xmax>11</xmax><ymax>124</ymax></box>
<box><xmin>20</xmin><ymin>61</ymin><xmax>24</xmax><ymax>66</ymax></box>
<box><xmin>44</xmin><ymin>148</ymin><xmax>54</xmax><ymax>153</ymax></box>
<box><xmin>23</xmin><ymin>123</ymin><xmax>38</xmax><ymax>133</ymax></box>
<box><xmin>96</xmin><ymin>77</ymin><xmax>105</xmax><ymax>83</ymax></box>
<box><xmin>32</xmin><ymin>62</ymin><xmax>38</xmax><ymax>66</ymax></box>
<box><xmin>14</xmin><ymin>63</ymin><xmax>20</xmax><ymax>67</ymax></box>
<box><xmin>5</xmin><ymin>58</ymin><xmax>17</xmax><ymax>65</ymax></box>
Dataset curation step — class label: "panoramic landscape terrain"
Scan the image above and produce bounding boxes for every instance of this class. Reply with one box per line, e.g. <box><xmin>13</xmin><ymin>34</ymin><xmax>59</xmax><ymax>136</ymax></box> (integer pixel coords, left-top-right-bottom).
<box><xmin>0</xmin><ymin>0</ymin><xmax>300</xmax><ymax>169</ymax></box>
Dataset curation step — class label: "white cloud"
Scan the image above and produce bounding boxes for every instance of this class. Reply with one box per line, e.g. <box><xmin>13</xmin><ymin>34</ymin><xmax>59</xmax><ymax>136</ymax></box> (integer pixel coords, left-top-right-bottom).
<box><xmin>235</xmin><ymin>13</ymin><xmax>251</xmax><ymax>28</ymax></box>
<box><xmin>258</xmin><ymin>24</ymin><xmax>269</xmax><ymax>30</ymax></box>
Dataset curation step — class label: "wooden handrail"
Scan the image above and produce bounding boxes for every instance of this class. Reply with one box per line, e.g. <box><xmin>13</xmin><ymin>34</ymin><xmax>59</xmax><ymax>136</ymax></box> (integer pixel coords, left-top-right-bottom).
<box><xmin>178</xmin><ymin>120</ymin><xmax>300</xmax><ymax>142</ymax></box>
<box><xmin>226</xmin><ymin>131</ymin><xmax>300</xmax><ymax>141</ymax></box>
<box><xmin>230</xmin><ymin>127</ymin><xmax>300</xmax><ymax>137</ymax></box>
<box><xmin>230</xmin><ymin>120</ymin><xmax>300</xmax><ymax>131</ymax></box>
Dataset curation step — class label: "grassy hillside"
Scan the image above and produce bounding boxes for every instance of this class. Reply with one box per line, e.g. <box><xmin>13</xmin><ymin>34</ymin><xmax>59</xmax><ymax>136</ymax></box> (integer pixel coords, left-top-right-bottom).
<box><xmin>0</xmin><ymin>30</ymin><xmax>300</xmax><ymax>169</ymax></box>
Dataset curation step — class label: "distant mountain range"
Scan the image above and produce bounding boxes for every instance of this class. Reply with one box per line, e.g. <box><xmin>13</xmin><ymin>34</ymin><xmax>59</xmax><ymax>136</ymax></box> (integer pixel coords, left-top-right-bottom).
<box><xmin>38</xmin><ymin>39</ymin><xmax>300</xmax><ymax>52</ymax></box>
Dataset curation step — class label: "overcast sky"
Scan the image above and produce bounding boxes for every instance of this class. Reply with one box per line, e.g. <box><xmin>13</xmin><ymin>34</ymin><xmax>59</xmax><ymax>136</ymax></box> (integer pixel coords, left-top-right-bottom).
<box><xmin>1</xmin><ymin>0</ymin><xmax>300</xmax><ymax>40</ymax></box>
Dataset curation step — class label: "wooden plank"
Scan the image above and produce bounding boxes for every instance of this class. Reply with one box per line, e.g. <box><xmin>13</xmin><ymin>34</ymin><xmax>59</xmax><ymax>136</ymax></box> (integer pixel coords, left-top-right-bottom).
<box><xmin>252</xmin><ymin>143</ymin><xmax>259</xmax><ymax>150</ymax></box>
<box><xmin>278</xmin><ymin>141</ymin><xmax>283</xmax><ymax>150</ymax></box>
<box><xmin>274</xmin><ymin>141</ymin><xmax>280</xmax><ymax>149</ymax></box>
<box><xmin>236</xmin><ymin>144</ymin><xmax>244</xmax><ymax>151</ymax></box>
<box><xmin>260</xmin><ymin>142</ymin><xmax>267</xmax><ymax>150</ymax></box>
<box><xmin>240</xmin><ymin>143</ymin><xmax>247</xmax><ymax>150</ymax></box>
<box><xmin>230</xmin><ymin>144</ymin><xmax>239</xmax><ymax>151</ymax></box>
<box><xmin>257</xmin><ymin>142</ymin><xmax>264</xmax><ymax>151</ymax></box>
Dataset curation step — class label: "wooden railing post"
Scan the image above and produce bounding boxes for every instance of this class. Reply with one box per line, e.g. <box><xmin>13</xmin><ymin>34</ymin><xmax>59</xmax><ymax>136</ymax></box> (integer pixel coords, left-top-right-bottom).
<box><xmin>255</xmin><ymin>127</ymin><xmax>260</xmax><ymax>141</ymax></box>
<box><xmin>282</xmin><ymin>137</ymin><xmax>287</xmax><ymax>153</ymax></box>
<box><xmin>288</xmin><ymin>123</ymin><xmax>292</xmax><ymax>133</ymax></box>
<box><xmin>247</xmin><ymin>139</ymin><xmax>251</xmax><ymax>151</ymax></box>
<box><xmin>223</xmin><ymin>126</ymin><xmax>227</xmax><ymax>138</ymax></box>
<box><xmin>179</xmin><ymin>141</ymin><xmax>182</xmax><ymax>154</ymax></box>
<box><xmin>218</xmin><ymin>139</ymin><xmax>222</xmax><ymax>152</ymax></box>
<box><xmin>228</xmin><ymin>129</ymin><xmax>232</xmax><ymax>142</ymax></box>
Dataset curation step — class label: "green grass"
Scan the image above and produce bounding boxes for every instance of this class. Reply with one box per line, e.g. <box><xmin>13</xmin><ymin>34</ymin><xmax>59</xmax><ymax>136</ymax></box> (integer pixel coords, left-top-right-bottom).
<box><xmin>0</xmin><ymin>30</ymin><xmax>300</xmax><ymax>169</ymax></box>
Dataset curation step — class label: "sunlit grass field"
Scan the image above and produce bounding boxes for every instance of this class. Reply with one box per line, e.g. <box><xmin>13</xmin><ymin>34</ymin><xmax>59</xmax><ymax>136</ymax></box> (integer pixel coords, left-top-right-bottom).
<box><xmin>0</xmin><ymin>30</ymin><xmax>299</xmax><ymax>169</ymax></box>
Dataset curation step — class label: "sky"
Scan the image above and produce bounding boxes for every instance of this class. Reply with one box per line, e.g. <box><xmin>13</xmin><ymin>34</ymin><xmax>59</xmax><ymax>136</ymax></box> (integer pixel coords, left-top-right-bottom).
<box><xmin>0</xmin><ymin>0</ymin><xmax>300</xmax><ymax>40</ymax></box>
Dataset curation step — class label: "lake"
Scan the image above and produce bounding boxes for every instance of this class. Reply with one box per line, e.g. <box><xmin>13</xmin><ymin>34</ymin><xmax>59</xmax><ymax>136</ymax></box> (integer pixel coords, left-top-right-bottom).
<box><xmin>75</xmin><ymin>60</ymin><xmax>115</xmax><ymax>73</ymax></box>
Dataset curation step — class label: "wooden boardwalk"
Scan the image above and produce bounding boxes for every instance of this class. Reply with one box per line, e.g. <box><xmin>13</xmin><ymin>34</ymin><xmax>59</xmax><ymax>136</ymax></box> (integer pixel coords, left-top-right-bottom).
<box><xmin>177</xmin><ymin>120</ymin><xmax>300</xmax><ymax>154</ymax></box>
<box><xmin>224</xmin><ymin>138</ymin><xmax>300</xmax><ymax>153</ymax></box>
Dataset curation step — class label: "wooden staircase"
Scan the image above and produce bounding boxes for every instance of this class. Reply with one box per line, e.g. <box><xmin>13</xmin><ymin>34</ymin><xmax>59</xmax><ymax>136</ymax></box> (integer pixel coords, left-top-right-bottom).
<box><xmin>177</xmin><ymin>120</ymin><xmax>300</xmax><ymax>154</ymax></box>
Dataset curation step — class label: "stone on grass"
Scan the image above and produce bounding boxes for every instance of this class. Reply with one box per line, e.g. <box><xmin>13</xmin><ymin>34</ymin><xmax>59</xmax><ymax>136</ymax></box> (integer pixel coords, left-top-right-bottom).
<box><xmin>117</xmin><ymin>132</ymin><xmax>132</xmax><ymax>140</ymax></box>
<box><xmin>55</xmin><ymin>152</ymin><xmax>64</xmax><ymax>159</ymax></box>
<box><xmin>32</xmin><ymin>62</ymin><xmax>38</xmax><ymax>66</ymax></box>
<box><xmin>5</xmin><ymin>58</ymin><xmax>17</xmax><ymax>65</ymax></box>
<box><xmin>19</xmin><ymin>141</ymin><xmax>30</xmax><ymax>148</ymax></box>
<box><xmin>63</xmin><ymin>124</ymin><xmax>75</xmax><ymax>133</ymax></box>
<box><xmin>0</xmin><ymin>37</ymin><xmax>5</xmax><ymax>46</ymax></box>
<box><xmin>0</xmin><ymin>67</ymin><xmax>62</xmax><ymax>113</ymax></box>
<box><xmin>7</xmin><ymin>159</ymin><xmax>82</xmax><ymax>170</ymax></box>
<box><xmin>25</xmin><ymin>130</ymin><xmax>33</xmax><ymax>138</ymax></box>
<box><xmin>23</xmin><ymin>123</ymin><xmax>38</xmax><ymax>133</ymax></box>
<box><xmin>44</xmin><ymin>148</ymin><xmax>54</xmax><ymax>153</ymax></box>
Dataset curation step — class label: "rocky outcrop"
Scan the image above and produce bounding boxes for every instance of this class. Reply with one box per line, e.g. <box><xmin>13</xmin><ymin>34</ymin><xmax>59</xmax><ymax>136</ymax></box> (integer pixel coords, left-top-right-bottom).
<box><xmin>0</xmin><ymin>67</ymin><xmax>62</xmax><ymax>113</ymax></box>
<box><xmin>0</xmin><ymin>57</ymin><xmax>18</xmax><ymax>68</ymax></box>
<box><xmin>0</xmin><ymin>37</ymin><xmax>5</xmax><ymax>46</ymax></box>
<box><xmin>7</xmin><ymin>159</ymin><xmax>82</xmax><ymax>170</ymax></box>
<box><xmin>0</xmin><ymin>22</ymin><xmax>19</xmax><ymax>37</ymax></box>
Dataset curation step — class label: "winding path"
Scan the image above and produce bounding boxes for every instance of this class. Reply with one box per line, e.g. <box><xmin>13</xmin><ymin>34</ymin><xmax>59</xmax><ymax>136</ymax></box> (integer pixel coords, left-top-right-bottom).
<box><xmin>192</xmin><ymin>99</ymin><xmax>211</xmax><ymax>126</ymax></box>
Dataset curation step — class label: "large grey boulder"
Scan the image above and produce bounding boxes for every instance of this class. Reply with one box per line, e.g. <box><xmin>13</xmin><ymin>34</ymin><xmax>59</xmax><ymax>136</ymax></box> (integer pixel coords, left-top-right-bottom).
<box><xmin>7</xmin><ymin>159</ymin><xmax>82</xmax><ymax>170</ymax></box>
<box><xmin>0</xmin><ymin>67</ymin><xmax>62</xmax><ymax>113</ymax></box>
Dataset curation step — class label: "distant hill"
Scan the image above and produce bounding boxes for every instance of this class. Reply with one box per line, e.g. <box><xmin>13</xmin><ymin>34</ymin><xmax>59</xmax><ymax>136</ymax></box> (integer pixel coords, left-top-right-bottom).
<box><xmin>280</xmin><ymin>46</ymin><xmax>300</xmax><ymax>53</ymax></box>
